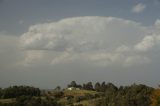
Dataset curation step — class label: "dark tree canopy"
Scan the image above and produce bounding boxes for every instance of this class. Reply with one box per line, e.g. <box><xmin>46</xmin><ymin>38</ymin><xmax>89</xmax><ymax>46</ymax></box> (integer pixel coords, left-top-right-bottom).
<box><xmin>1</xmin><ymin>86</ymin><xmax>40</xmax><ymax>99</ymax></box>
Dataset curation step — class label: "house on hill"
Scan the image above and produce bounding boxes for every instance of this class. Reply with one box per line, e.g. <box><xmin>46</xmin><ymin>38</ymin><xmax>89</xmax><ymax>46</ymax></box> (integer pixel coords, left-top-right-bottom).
<box><xmin>67</xmin><ymin>87</ymin><xmax>80</xmax><ymax>91</ymax></box>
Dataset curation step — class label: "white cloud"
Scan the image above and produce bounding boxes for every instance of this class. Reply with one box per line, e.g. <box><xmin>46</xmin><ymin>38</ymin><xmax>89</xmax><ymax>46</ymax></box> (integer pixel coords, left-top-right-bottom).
<box><xmin>134</xmin><ymin>34</ymin><xmax>160</xmax><ymax>52</ymax></box>
<box><xmin>50</xmin><ymin>51</ymin><xmax>77</xmax><ymax>65</ymax></box>
<box><xmin>20</xmin><ymin>16</ymin><xmax>149</xmax><ymax>66</ymax></box>
<box><xmin>20</xmin><ymin>16</ymin><xmax>146</xmax><ymax>52</ymax></box>
<box><xmin>87</xmin><ymin>52</ymin><xmax>124</xmax><ymax>66</ymax></box>
<box><xmin>19</xmin><ymin>16</ymin><xmax>160</xmax><ymax>67</ymax></box>
<box><xmin>155</xmin><ymin>19</ymin><xmax>160</xmax><ymax>28</ymax></box>
<box><xmin>124</xmin><ymin>55</ymin><xmax>150</xmax><ymax>67</ymax></box>
<box><xmin>134</xmin><ymin>35</ymin><xmax>155</xmax><ymax>52</ymax></box>
<box><xmin>132</xmin><ymin>3</ymin><xmax>146</xmax><ymax>13</ymax></box>
<box><xmin>18</xmin><ymin>50</ymin><xmax>44</xmax><ymax>66</ymax></box>
<box><xmin>116</xmin><ymin>45</ymin><xmax>130</xmax><ymax>53</ymax></box>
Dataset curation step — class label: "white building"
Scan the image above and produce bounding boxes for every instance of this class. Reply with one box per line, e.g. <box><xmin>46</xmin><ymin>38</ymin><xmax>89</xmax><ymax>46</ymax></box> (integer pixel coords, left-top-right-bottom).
<box><xmin>67</xmin><ymin>87</ymin><xmax>80</xmax><ymax>91</ymax></box>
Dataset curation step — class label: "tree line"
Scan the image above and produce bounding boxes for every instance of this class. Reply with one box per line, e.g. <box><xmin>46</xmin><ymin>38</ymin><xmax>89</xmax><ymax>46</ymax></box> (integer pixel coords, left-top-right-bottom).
<box><xmin>0</xmin><ymin>86</ymin><xmax>59</xmax><ymax>106</ymax></box>
<box><xmin>0</xmin><ymin>81</ymin><xmax>159</xmax><ymax>106</ymax></box>
<box><xmin>67</xmin><ymin>81</ymin><xmax>154</xmax><ymax>106</ymax></box>
<box><xmin>0</xmin><ymin>86</ymin><xmax>40</xmax><ymax>99</ymax></box>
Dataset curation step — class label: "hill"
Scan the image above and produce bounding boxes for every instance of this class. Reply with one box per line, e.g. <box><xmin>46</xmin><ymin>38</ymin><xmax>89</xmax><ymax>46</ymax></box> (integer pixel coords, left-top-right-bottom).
<box><xmin>0</xmin><ymin>82</ymin><xmax>160</xmax><ymax>106</ymax></box>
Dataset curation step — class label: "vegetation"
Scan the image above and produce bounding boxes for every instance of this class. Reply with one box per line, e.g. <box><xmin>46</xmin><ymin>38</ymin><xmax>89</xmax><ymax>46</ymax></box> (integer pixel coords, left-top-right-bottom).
<box><xmin>151</xmin><ymin>88</ymin><xmax>160</xmax><ymax>106</ymax></box>
<box><xmin>0</xmin><ymin>86</ymin><xmax>40</xmax><ymax>99</ymax></box>
<box><xmin>0</xmin><ymin>81</ymin><xmax>159</xmax><ymax>106</ymax></box>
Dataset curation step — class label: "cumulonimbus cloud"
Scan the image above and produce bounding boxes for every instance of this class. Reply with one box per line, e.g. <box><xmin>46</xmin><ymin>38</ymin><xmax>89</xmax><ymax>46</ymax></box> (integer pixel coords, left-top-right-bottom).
<box><xmin>20</xmin><ymin>16</ymin><xmax>146</xmax><ymax>51</ymax></box>
<box><xmin>20</xmin><ymin>16</ymin><xmax>160</xmax><ymax>66</ymax></box>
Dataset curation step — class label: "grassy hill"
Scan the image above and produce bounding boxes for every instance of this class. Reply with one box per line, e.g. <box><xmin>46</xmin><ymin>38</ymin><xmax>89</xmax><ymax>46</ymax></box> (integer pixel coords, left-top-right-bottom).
<box><xmin>63</xmin><ymin>89</ymin><xmax>100</xmax><ymax>96</ymax></box>
<box><xmin>57</xmin><ymin>89</ymin><xmax>103</xmax><ymax>106</ymax></box>
<box><xmin>0</xmin><ymin>84</ymin><xmax>160</xmax><ymax>106</ymax></box>
<box><xmin>0</xmin><ymin>89</ymin><xmax>103</xmax><ymax>106</ymax></box>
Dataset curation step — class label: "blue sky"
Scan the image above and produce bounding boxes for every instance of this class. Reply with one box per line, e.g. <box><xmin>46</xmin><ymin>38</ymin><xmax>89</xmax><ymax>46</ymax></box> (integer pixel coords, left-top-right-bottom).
<box><xmin>1</xmin><ymin>0</ymin><xmax>160</xmax><ymax>89</ymax></box>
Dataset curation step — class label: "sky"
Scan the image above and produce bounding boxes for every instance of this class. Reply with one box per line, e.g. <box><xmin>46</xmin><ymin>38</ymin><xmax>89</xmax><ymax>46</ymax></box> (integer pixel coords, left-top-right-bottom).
<box><xmin>0</xmin><ymin>0</ymin><xmax>160</xmax><ymax>89</ymax></box>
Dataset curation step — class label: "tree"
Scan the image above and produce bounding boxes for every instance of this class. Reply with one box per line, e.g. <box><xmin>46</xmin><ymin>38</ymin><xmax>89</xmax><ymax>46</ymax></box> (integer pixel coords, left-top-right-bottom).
<box><xmin>83</xmin><ymin>82</ymin><xmax>93</xmax><ymax>90</ymax></box>
<box><xmin>94</xmin><ymin>82</ymin><xmax>101</xmax><ymax>91</ymax></box>
<box><xmin>101</xmin><ymin>81</ymin><xmax>106</xmax><ymax>92</ymax></box>
<box><xmin>0</xmin><ymin>88</ymin><xmax>3</xmax><ymax>99</ymax></box>
<box><xmin>54</xmin><ymin>86</ymin><xmax>61</xmax><ymax>91</ymax></box>
<box><xmin>2</xmin><ymin>86</ymin><xmax>40</xmax><ymax>99</ymax></box>
<box><xmin>68</xmin><ymin>81</ymin><xmax>77</xmax><ymax>88</ymax></box>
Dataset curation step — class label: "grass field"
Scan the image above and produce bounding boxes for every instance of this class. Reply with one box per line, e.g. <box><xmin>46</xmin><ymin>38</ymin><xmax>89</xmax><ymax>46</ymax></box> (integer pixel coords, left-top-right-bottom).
<box><xmin>58</xmin><ymin>89</ymin><xmax>103</xmax><ymax>105</ymax></box>
<box><xmin>63</xmin><ymin>89</ymin><xmax>99</xmax><ymax>96</ymax></box>
<box><xmin>0</xmin><ymin>98</ymin><xmax>16</xmax><ymax>104</ymax></box>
